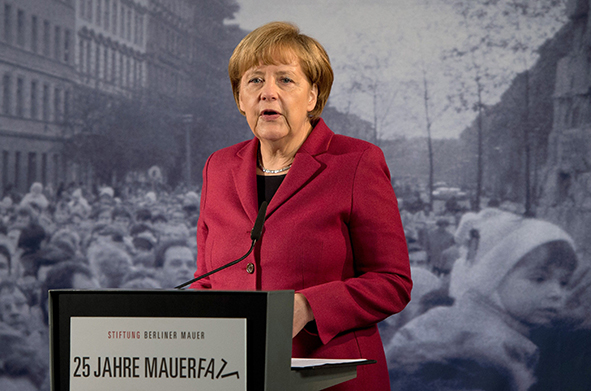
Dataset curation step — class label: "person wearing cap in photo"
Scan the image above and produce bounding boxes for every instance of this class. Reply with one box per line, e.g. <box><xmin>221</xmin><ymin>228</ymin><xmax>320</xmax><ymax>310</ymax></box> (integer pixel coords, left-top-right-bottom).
<box><xmin>386</xmin><ymin>209</ymin><xmax>578</xmax><ymax>391</ymax></box>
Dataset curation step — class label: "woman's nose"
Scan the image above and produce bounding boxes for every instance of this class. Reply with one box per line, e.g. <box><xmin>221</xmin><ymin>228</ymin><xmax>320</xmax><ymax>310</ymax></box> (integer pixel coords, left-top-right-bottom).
<box><xmin>260</xmin><ymin>82</ymin><xmax>278</xmax><ymax>101</ymax></box>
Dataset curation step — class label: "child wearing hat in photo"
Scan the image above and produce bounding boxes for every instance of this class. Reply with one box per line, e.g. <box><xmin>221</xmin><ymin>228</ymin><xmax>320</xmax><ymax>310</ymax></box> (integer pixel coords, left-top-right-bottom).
<box><xmin>386</xmin><ymin>209</ymin><xmax>578</xmax><ymax>391</ymax></box>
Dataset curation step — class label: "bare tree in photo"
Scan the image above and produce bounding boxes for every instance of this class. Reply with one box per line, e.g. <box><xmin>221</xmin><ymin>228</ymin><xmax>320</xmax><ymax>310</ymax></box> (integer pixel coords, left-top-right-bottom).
<box><xmin>413</xmin><ymin>0</ymin><xmax>456</xmax><ymax>207</ymax></box>
<box><xmin>335</xmin><ymin>30</ymin><xmax>405</xmax><ymax>146</ymax></box>
<box><xmin>442</xmin><ymin>0</ymin><xmax>504</xmax><ymax>211</ymax></box>
<box><xmin>443</xmin><ymin>0</ymin><xmax>566</xmax><ymax>212</ymax></box>
<box><xmin>495</xmin><ymin>0</ymin><xmax>567</xmax><ymax>215</ymax></box>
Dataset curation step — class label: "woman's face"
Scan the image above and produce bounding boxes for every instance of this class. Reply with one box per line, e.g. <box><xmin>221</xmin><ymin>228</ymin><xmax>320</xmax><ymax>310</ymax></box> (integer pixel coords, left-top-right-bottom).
<box><xmin>239</xmin><ymin>57</ymin><xmax>318</xmax><ymax>147</ymax></box>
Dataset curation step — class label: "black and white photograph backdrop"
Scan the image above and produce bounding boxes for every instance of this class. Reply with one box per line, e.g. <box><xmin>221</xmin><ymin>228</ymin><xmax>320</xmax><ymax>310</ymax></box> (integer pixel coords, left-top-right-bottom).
<box><xmin>1</xmin><ymin>0</ymin><xmax>590</xmax><ymax>390</ymax></box>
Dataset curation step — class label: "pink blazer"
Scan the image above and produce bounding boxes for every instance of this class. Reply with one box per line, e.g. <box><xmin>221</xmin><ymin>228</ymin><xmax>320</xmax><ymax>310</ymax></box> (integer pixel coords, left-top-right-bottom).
<box><xmin>191</xmin><ymin>119</ymin><xmax>412</xmax><ymax>390</ymax></box>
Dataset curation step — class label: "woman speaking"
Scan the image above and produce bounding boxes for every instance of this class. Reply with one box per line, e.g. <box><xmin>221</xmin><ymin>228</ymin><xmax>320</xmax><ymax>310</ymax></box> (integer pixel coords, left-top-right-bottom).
<box><xmin>190</xmin><ymin>21</ymin><xmax>412</xmax><ymax>390</ymax></box>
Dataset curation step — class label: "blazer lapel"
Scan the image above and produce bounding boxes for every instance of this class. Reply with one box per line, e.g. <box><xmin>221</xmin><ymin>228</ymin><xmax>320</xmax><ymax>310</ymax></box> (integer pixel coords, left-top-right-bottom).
<box><xmin>266</xmin><ymin>119</ymin><xmax>334</xmax><ymax>217</ymax></box>
<box><xmin>231</xmin><ymin>138</ymin><xmax>260</xmax><ymax>224</ymax></box>
<box><xmin>266</xmin><ymin>153</ymin><xmax>321</xmax><ymax>216</ymax></box>
<box><xmin>229</xmin><ymin>119</ymin><xmax>335</xmax><ymax>221</ymax></box>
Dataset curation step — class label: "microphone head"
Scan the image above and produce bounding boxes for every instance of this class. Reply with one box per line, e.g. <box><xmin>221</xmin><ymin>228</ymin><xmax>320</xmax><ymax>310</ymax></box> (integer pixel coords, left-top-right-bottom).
<box><xmin>251</xmin><ymin>201</ymin><xmax>268</xmax><ymax>241</ymax></box>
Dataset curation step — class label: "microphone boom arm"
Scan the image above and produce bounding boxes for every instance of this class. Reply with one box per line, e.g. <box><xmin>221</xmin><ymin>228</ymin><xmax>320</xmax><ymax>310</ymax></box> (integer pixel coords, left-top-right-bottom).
<box><xmin>174</xmin><ymin>201</ymin><xmax>267</xmax><ymax>290</ymax></box>
<box><xmin>175</xmin><ymin>239</ymin><xmax>257</xmax><ymax>290</ymax></box>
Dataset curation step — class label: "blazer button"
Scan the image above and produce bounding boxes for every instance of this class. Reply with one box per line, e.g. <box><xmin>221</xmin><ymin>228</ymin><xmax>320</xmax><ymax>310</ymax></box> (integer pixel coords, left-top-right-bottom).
<box><xmin>246</xmin><ymin>263</ymin><xmax>255</xmax><ymax>274</ymax></box>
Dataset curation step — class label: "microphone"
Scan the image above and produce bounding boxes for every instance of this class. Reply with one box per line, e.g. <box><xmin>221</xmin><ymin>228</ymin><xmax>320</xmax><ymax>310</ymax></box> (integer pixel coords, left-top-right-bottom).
<box><xmin>251</xmin><ymin>201</ymin><xmax>267</xmax><ymax>241</ymax></box>
<box><xmin>175</xmin><ymin>201</ymin><xmax>268</xmax><ymax>290</ymax></box>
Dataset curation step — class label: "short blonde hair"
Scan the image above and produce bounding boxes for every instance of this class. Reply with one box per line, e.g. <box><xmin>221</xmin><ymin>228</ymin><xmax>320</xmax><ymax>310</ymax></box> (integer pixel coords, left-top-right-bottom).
<box><xmin>228</xmin><ymin>22</ymin><xmax>333</xmax><ymax>121</ymax></box>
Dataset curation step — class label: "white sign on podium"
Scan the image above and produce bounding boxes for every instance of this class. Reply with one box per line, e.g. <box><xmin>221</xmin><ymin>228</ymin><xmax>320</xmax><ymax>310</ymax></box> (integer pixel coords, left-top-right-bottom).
<box><xmin>70</xmin><ymin>317</ymin><xmax>247</xmax><ymax>391</ymax></box>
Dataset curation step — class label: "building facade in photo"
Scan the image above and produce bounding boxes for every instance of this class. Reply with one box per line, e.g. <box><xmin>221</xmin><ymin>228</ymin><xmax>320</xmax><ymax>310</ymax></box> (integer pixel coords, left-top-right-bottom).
<box><xmin>1</xmin><ymin>0</ymin><xmax>76</xmax><ymax>196</ymax></box>
<box><xmin>75</xmin><ymin>0</ymin><xmax>148</xmax><ymax>95</ymax></box>
<box><xmin>145</xmin><ymin>0</ymin><xmax>197</xmax><ymax>102</ymax></box>
<box><xmin>0</xmin><ymin>0</ymin><xmax>200</xmax><ymax>196</ymax></box>
<box><xmin>539</xmin><ymin>0</ymin><xmax>591</xmax><ymax>257</ymax></box>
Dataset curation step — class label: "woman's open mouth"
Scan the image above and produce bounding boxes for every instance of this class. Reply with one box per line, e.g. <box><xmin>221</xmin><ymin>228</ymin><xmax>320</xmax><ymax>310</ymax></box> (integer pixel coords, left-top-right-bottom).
<box><xmin>260</xmin><ymin>110</ymin><xmax>281</xmax><ymax>120</ymax></box>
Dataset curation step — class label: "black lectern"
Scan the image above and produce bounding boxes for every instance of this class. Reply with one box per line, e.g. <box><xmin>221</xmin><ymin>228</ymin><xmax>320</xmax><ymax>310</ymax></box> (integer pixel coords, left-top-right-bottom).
<box><xmin>49</xmin><ymin>290</ymin><xmax>372</xmax><ymax>390</ymax></box>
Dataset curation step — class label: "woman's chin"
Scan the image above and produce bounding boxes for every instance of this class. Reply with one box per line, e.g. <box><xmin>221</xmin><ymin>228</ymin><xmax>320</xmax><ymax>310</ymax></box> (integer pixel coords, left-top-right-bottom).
<box><xmin>253</xmin><ymin>125</ymin><xmax>290</xmax><ymax>144</ymax></box>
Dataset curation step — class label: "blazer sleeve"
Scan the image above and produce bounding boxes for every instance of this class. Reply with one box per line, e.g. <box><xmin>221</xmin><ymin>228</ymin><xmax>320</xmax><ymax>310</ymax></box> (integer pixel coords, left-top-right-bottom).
<box><xmin>298</xmin><ymin>144</ymin><xmax>412</xmax><ymax>345</ymax></box>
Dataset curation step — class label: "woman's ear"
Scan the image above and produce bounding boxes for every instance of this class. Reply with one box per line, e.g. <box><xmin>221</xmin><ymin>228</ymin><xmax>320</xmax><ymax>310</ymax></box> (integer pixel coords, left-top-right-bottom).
<box><xmin>238</xmin><ymin>91</ymin><xmax>245</xmax><ymax>114</ymax></box>
<box><xmin>308</xmin><ymin>84</ymin><xmax>318</xmax><ymax>112</ymax></box>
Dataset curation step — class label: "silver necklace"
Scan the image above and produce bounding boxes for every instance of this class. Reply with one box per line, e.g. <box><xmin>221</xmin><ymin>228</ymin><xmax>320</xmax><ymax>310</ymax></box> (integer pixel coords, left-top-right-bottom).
<box><xmin>257</xmin><ymin>157</ymin><xmax>292</xmax><ymax>174</ymax></box>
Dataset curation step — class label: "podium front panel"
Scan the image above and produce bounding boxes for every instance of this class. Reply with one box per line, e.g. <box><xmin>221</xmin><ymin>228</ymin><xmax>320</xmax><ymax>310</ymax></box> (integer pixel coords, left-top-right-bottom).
<box><xmin>49</xmin><ymin>290</ymin><xmax>293</xmax><ymax>391</ymax></box>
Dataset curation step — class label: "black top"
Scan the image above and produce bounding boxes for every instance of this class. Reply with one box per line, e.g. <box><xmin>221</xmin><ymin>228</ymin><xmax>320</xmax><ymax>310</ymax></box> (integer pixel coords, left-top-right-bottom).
<box><xmin>257</xmin><ymin>174</ymin><xmax>286</xmax><ymax>208</ymax></box>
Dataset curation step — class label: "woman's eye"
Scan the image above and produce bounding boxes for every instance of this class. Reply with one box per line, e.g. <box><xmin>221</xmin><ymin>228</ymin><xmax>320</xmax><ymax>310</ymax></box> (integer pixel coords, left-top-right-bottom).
<box><xmin>280</xmin><ymin>77</ymin><xmax>293</xmax><ymax>83</ymax></box>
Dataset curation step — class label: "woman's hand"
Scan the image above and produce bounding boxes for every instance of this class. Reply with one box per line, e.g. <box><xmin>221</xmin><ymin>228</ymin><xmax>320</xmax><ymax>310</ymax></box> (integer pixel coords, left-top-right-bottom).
<box><xmin>293</xmin><ymin>293</ymin><xmax>314</xmax><ymax>337</ymax></box>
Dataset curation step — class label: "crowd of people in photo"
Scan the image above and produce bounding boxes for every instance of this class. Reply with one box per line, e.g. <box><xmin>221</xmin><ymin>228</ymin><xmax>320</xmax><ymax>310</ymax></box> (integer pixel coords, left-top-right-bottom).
<box><xmin>382</xmin><ymin>188</ymin><xmax>591</xmax><ymax>391</ymax></box>
<box><xmin>1</xmin><ymin>179</ymin><xmax>591</xmax><ymax>390</ymax></box>
<box><xmin>0</xmin><ymin>181</ymin><xmax>200</xmax><ymax>390</ymax></box>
